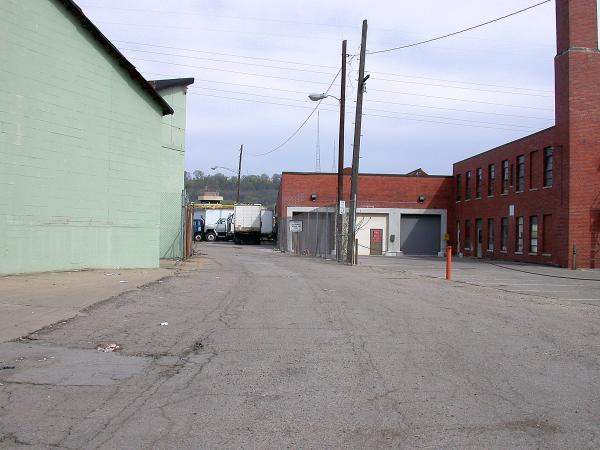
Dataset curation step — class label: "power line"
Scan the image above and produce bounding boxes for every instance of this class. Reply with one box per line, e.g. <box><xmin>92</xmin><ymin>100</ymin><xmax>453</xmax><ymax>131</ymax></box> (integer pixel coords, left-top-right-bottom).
<box><xmin>367</xmin><ymin>70</ymin><xmax>552</xmax><ymax>93</ymax></box>
<box><xmin>118</xmin><ymin>39</ymin><xmax>550</xmax><ymax>94</ymax></box>
<box><xmin>367</xmin><ymin>88</ymin><xmax>554</xmax><ymax>111</ymax></box>
<box><xmin>189</xmin><ymin>92</ymin><xmax>539</xmax><ymax>133</ymax></box>
<box><xmin>114</xmin><ymin>40</ymin><xmax>337</xmax><ymax>69</ymax></box>
<box><xmin>246</xmin><ymin>68</ymin><xmax>342</xmax><ymax>157</ymax></box>
<box><xmin>367</xmin><ymin>1</ymin><xmax>551</xmax><ymax>55</ymax></box>
<box><xmin>119</xmin><ymin>47</ymin><xmax>334</xmax><ymax>75</ymax></box>
<box><xmin>129</xmin><ymin>56</ymin><xmax>339</xmax><ymax>86</ymax></box>
<box><xmin>371</xmin><ymin>76</ymin><xmax>553</xmax><ymax>98</ymax></box>
<box><xmin>128</xmin><ymin>46</ymin><xmax>551</xmax><ymax>96</ymax></box>
<box><xmin>364</xmin><ymin>98</ymin><xmax>552</xmax><ymax>120</ymax></box>
<box><xmin>186</xmin><ymin>86</ymin><xmax>542</xmax><ymax>129</ymax></box>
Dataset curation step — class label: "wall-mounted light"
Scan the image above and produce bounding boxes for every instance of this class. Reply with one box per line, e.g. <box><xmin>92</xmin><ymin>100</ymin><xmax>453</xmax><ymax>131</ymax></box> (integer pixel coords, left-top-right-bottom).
<box><xmin>418</xmin><ymin>195</ymin><xmax>426</xmax><ymax>203</ymax></box>
<box><xmin>311</xmin><ymin>193</ymin><xmax>318</xmax><ymax>202</ymax></box>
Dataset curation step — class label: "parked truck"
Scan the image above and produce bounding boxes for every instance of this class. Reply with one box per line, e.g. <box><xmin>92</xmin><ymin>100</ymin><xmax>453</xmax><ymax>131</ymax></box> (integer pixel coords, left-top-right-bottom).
<box><xmin>232</xmin><ymin>204</ymin><xmax>262</xmax><ymax>244</ymax></box>
<box><xmin>261</xmin><ymin>209</ymin><xmax>275</xmax><ymax>240</ymax></box>
<box><xmin>203</xmin><ymin>208</ymin><xmax>234</xmax><ymax>242</ymax></box>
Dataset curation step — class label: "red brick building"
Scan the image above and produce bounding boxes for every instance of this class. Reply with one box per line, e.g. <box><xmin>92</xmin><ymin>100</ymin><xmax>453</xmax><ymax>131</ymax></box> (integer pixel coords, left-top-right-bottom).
<box><xmin>453</xmin><ymin>0</ymin><xmax>600</xmax><ymax>268</ymax></box>
<box><xmin>277</xmin><ymin>0</ymin><xmax>600</xmax><ymax>268</ymax></box>
<box><xmin>277</xmin><ymin>171</ymin><xmax>453</xmax><ymax>256</ymax></box>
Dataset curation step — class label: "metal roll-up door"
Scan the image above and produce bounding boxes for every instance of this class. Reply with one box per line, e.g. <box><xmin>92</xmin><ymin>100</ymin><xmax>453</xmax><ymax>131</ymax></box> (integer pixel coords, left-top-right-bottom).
<box><xmin>400</xmin><ymin>214</ymin><xmax>441</xmax><ymax>255</ymax></box>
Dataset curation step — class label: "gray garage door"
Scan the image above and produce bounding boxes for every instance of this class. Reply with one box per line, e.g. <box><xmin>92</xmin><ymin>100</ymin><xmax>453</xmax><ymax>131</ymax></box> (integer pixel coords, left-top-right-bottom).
<box><xmin>400</xmin><ymin>214</ymin><xmax>441</xmax><ymax>255</ymax></box>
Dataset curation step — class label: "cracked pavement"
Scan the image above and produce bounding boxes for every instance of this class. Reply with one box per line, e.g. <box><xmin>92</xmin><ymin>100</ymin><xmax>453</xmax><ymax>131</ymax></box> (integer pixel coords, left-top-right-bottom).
<box><xmin>1</xmin><ymin>243</ymin><xmax>600</xmax><ymax>448</ymax></box>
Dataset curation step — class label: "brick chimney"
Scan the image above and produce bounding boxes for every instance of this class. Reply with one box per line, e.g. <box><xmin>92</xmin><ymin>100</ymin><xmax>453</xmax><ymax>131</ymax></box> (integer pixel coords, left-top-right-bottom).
<box><xmin>554</xmin><ymin>0</ymin><xmax>600</xmax><ymax>267</ymax></box>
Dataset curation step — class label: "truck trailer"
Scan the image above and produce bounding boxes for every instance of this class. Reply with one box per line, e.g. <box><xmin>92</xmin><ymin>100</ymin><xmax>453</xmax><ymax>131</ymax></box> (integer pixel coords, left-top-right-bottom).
<box><xmin>232</xmin><ymin>204</ymin><xmax>262</xmax><ymax>244</ymax></box>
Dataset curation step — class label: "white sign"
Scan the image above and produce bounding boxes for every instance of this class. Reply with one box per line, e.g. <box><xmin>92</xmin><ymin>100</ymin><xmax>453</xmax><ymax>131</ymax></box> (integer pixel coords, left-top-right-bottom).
<box><xmin>289</xmin><ymin>221</ymin><xmax>303</xmax><ymax>232</ymax></box>
<box><xmin>339</xmin><ymin>200</ymin><xmax>346</xmax><ymax>214</ymax></box>
<box><xmin>509</xmin><ymin>204</ymin><xmax>515</xmax><ymax>217</ymax></box>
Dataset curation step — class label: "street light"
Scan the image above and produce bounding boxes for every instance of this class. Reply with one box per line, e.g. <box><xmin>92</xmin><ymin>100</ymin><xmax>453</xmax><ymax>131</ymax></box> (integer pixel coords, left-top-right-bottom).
<box><xmin>308</xmin><ymin>93</ymin><xmax>341</xmax><ymax>102</ymax></box>
<box><xmin>211</xmin><ymin>166</ymin><xmax>236</xmax><ymax>174</ymax></box>
<box><xmin>308</xmin><ymin>40</ymin><xmax>347</xmax><ymax>263</ymax></box>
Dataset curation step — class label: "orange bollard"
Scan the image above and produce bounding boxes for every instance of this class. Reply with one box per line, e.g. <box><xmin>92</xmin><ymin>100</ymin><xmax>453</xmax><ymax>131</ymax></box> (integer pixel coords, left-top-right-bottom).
<box><xmin>446</xmin><ymin>245</ymin><xmax>452</xmax><ymax>281</ymax></box>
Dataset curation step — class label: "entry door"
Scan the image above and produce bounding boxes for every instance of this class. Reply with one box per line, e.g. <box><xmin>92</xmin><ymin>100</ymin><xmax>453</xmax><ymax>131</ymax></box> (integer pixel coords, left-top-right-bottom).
<box><xmin>476</xmin><ymin>219</ymin><xmax>483</xmax><ymax>258</ymax></box>
<box><xmin>370</xmin><ymin>229</ymin><xmax>383</xmax><ymax>255</ymax></box>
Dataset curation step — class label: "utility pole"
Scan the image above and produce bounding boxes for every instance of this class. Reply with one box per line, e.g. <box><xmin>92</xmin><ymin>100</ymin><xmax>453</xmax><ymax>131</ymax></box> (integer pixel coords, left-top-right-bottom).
<box><xmin>236</xmin><ymin>144</ymin><xmax>243</xmax><ymax>203</ymax></box>
<box><xmin>347</xmin><ymin>20</ymin><xmax>368</xmax><ymax>265</ymax></box>
<box><xmin>337</xmin><ymin>39</ymin><xmax>347</xmax><ymax>263</ymax></box>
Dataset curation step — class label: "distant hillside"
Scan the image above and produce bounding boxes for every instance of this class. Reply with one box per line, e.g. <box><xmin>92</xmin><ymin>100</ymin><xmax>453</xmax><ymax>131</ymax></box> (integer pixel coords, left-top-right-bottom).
<box><xmin>185</xmin><ymin>171</ymin><xmax>280</xmax><ymax>209</ymax></box>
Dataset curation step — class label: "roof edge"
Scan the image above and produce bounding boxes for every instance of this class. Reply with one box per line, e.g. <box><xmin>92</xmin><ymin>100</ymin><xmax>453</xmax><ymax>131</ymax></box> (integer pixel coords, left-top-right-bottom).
<box><xmin>149</xmin><ymin>78</ymin><xmax>195</xmax><ymax>91</ymax></box>
<box><xmin>56</xmin><ymin>0</ymin><xmax>174</xmax><ymax>115</ymax></box>
<box><xmin>453</xmin><ymin>126</ymin><xmax>556</xmax><ymax>166</ymax></box>
<box><xmin>281</xmin><ymin>171</ymin><xmax>452</xmax><ymax>178</ymax></box>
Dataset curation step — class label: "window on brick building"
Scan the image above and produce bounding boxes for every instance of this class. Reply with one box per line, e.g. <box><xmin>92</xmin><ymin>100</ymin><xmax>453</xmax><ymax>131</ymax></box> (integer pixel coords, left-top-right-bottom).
<box><xmin>455</xmin><ymin>174</ymin><xmax>462</xmax><ymax>201</ymax></box>
<box><xmin>542</xmin><ymin>214</ymin><xmax>552</xmax><ymax>254</ymax></box>
<box><xmin>502</xmin><ymin>160</ymin><xmax>509</xmax><ymax>194</ymax></box>
<box><xmin>465</xmin><ymin>171</ymin><xmax>472</xmax><ymax>200</ymax></box>
<box><xmin>516</xmin><ymin>155</ymin><xmax>525</xmax><ymax>192</ymax></box>
<box><xmin>529</xmin><ymin>150</ymin><xmax>538</xmax><ymax>189</ymax></box>
<box><xmin>487</xmin><ymin>218</ymin><xmax>494</xmax><ymax>251</ymax></box>
<box><xmin>530</xmin><ymin>216</ymin><xmax>538</xmax><ymax>254</ymax></box>
<box><xmin>465</xmin><ymin>219</ymin><xmax>471</xmax><ymax>249</ymax></box>
<box><xmin>475</xmin><ymin>168</ymin><xmax>482</xmax><ymax>198</ymax></box>
<box><xmin>501</xmin><ymin>218</ymin><xmax>509</xmax><ymax>251</ymax></box>
<box><xmin>488</xmin><ymin>164</ymin><xmax>495</xmax><ymax>196</ymax></box>
<box><xmin>544</xmin><ymin>147</ymin><xmax>554</xmax><ymax>187</ymax></box>
<box><xmin>516</xmin><ymin>216</ymin><xmax>524</xmax><ymax>253</ymax></box>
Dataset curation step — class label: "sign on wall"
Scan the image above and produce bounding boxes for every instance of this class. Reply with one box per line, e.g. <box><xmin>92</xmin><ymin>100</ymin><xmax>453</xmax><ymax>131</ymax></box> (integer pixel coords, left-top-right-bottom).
<box><xmin>289</xmin><ymin>221</ymin><xmax>303</xmax><ymax>232</ymax></box>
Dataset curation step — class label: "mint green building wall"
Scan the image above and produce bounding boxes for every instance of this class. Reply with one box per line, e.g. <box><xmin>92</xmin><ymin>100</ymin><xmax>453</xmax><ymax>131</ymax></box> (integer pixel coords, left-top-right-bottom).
<box><xmin>157</xmin><ymin>86</ymin><xmax>187</xmax><ymax>259</ymax></box>
<box><xmin>0</xmin><ymin>0</ymin><xmax>165</xmax><ymax>274</ymax></box>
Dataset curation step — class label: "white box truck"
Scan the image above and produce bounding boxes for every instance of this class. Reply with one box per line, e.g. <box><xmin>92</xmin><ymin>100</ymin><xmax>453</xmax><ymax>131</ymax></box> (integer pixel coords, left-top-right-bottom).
<box><xmin>233</xmin><ymin>204</ymin><xmax>262</xmax><ymax>244</ymax></box>
<box><xmin>261</xmin><ymin>209</ymin><xmax>274</xmax><ymax>240</ymax></box>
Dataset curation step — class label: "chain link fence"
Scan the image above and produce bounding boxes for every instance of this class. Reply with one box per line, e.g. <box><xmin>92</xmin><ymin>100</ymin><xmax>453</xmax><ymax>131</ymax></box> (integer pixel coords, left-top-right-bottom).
<box><xmin>159</xmin><ymin>190</ymin><xmax>188</xmax><ymax>259</ymax></box>
<box><xmin>277</xmin><ymin>203</ymin><xmax>352</xmax><ymax>261</ymax></box>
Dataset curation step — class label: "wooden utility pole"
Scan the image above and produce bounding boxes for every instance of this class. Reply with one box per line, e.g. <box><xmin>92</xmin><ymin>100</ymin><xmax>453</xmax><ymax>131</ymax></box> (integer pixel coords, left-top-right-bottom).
<box><xmin>236</xmin><ymin>144</ymin><xmax>243</xmax><ymax>203</ymax></box>
<box><xmin>347</xmin><ymin>20</ymin><xmax>368</xmax><ymax>265</ymax></box>
<box><xmin>337</xmin><ymin>39</ymin><xmax>347</xmax><ymax>263</ymax></box>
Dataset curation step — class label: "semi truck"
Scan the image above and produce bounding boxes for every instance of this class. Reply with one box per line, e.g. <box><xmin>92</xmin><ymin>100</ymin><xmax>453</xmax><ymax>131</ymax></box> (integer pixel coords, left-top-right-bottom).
<box><xmin>232</xmin><ymin>204</ymin><xmax>262</xmax><ymax>244</ymax></box>
<box><xmin>203</xmin><ymin>208</ymin><xmax>234</xmax><ymax>242</ymax></box>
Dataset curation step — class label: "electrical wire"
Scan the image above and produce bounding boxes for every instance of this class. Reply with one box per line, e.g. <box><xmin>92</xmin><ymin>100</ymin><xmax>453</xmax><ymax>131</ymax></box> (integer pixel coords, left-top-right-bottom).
<box><xmin>117</xmin><ymin>40</ymin><xmax>551</xmax><ymax>94</ymax></box>
<box><xmin>246</xmin><ymin>68</ymin><xmax>342</xmax><ymax>157</ymax></box>
<box><xmin>120</xmin><ymin>47</ymin><xmax>334</xmax><ymax>75</ymax></box>
<box><xmin>367</xmin><ymin>1</ymin><xmax>551</xmax><ymax>55</ymax></box>
<box><xmin>367</xmin><ymin>88</ymin><xmax>554</xmax><ymax>111</ymax></box>
<box><xmin>114</xmin><ymin>40</ymin><xmax>338</xmax><ymax>69</ymax></box>
<box><xmin>129</xmin><ymin>56</ymin><xmax>339</xmax><ymax>86</ymax></box>
<box><xmin>189</xmin><ymin>91</ymin><xmax>538</xmax><ymax>132</ymax></box>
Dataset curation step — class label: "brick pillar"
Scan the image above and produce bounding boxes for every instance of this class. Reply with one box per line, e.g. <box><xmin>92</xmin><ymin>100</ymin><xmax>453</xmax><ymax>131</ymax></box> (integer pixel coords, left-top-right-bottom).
<box><xmin>554</xmin><ymin>0</ymin><xmax>600</xmax><ymax>268</ymax></box>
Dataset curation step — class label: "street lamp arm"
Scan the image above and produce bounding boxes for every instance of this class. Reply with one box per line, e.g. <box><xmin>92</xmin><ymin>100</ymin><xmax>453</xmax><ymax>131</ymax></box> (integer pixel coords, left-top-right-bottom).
<box><xmin>308</xmin><ymin>93</ymin><xmax>341</xmax><ymax>103</ymax></box>
<box><xmin>211</xmin><ymin>166</ymin><xmax>237</xmax><ymax>174</ymax></box>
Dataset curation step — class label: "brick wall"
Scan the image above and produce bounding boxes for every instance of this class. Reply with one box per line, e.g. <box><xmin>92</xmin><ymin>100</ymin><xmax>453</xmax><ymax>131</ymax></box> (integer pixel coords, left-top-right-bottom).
<box><xmin>278</xmin><ymin>172</ymin><xmax>453</xmax><ymax>217</ymax></box>
<box><xmin>452</xmin><ymin>128</ymin><xmax>562</xmax><ymax>265</ymax></box>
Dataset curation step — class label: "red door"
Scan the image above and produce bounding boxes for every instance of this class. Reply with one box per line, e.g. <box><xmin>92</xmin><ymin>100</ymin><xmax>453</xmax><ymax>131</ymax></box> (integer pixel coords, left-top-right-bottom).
<box><xmin>370</xmin><ymin>229</ymin><xmax>383</xmax><ymax>255</ymax></box>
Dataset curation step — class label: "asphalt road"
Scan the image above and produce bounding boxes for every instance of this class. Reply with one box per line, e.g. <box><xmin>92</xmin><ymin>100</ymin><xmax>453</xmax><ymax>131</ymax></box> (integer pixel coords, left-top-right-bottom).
<box><xmin>1</xmin><ymin>243</ymin><xmax>599</xmax><ymax>448</ymax></box>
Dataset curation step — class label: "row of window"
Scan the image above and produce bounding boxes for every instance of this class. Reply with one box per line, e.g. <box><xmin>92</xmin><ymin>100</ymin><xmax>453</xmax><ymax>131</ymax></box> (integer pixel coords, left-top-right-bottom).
<box><xmin>459</xmin><ymin>214</ymin><xmax>552</xmax><ymax>256</ymax></box>
<box><xmin>456</xmin><ymin>147</ymin><xmax>553</xmax><ymax>201</ymax></box>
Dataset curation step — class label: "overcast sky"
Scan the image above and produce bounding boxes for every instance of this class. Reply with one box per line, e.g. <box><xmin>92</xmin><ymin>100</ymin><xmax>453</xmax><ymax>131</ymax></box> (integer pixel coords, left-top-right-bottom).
<box><xmin>76</xmin><ymin>0</ymin><xmax>560</xmax><ymax>176</ymax></box>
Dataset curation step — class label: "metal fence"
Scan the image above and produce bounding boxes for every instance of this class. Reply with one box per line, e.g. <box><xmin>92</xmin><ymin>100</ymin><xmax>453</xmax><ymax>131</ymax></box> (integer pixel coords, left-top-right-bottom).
<box><xmin>277</xmin><ymin>203</ymin><xmax>351</xmax><ymax>261</ymax></box>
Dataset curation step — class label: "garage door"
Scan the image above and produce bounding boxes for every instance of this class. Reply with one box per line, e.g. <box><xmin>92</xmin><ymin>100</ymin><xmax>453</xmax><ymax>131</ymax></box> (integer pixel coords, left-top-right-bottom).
<box><xmin>400</xmin><ymin>214</ymin><xmax>441</xmax><ymax>255</ymax></box>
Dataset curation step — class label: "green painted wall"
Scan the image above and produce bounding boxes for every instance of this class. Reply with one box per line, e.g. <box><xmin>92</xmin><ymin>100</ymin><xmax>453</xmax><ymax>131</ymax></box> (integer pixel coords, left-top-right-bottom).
<box><xmin>0</xmin><ymin>0</ymin><xmax>167</xmax><ymax>274</ymax></box>
<box><xmin>157</xmin><ymin>86</ymin><xmax>188</xmax><ymax>259</ymax></box>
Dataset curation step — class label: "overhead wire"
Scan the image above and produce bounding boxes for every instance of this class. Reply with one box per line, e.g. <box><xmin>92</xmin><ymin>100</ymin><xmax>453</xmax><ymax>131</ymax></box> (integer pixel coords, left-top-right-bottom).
<box><xmin>366</xmin><ymin>0</ymin><xmax>551</xmax><ymax>55</ymax></box>
<box><xmin>116</xmin><ymin>39</ymin><xmax>552</xmax><ymax>94</ymax></box>
<box><xmin>245</xmin><ymin>68</ymin><xmax>342</xmax><ymax>157</ymax></box>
